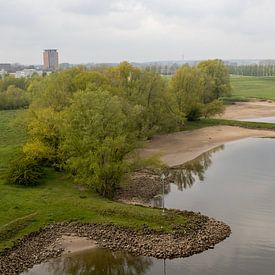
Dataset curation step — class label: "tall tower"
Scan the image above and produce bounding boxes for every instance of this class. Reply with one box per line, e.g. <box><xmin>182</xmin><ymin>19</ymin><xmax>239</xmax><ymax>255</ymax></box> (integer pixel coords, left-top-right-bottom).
<box><xmin>43</xmin><ymin>49</ymin><xmax>59</xmax><ymax>71</ymax></box>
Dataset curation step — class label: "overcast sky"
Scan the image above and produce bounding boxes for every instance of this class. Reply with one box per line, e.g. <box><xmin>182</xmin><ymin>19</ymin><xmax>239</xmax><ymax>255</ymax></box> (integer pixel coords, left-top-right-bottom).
<box><xmin>1</xmin><ymin>0</ymin><xmax>275</xmax><ymax>64</ymax></box>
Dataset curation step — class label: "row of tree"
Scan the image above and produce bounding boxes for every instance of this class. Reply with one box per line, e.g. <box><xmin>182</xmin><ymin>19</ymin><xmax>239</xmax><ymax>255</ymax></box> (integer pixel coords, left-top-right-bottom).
<box><xmin>228</xmin><ymin>64</ymin><xmax>275</xmax><ymax>77</ymax></box>
<box><xmin>8</xmin><ymin>60</ymin><xmax>231</xmax><ymax>198</ymax></box>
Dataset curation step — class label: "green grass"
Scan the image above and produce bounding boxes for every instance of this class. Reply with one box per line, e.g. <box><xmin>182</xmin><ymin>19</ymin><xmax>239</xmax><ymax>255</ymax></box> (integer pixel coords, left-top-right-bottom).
<box><xmin>185</xmin><ymin>118</ymin><xmax>275</xmax><ymax>131</ymax></box>
<box><xmin>0</xmin><ymin>110</ymin><xmax>188</xmax><ymax>251</ymax></box>
<box><xmin>0</xmin><ymin>110</ymin><xmax>26</xmax><ymax>173</ymax></box>
<box><xmin>231</xmin><ymin>76</ymin><xmax>275</xmax><ymax>100</ymax></box>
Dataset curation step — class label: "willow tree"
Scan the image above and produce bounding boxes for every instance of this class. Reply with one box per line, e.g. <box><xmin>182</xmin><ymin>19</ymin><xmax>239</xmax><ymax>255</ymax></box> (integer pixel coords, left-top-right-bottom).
<box><xmin>170</xmin><ymin>65</ymin><xmax>204</xmax><ymax>121</ymax></box>
<box><xmin>198</xmin><ymin>59</ymin><xmax>232</xmax><ymax>103</ymax></box>
<box><xmin>60</xmin><ymin>89</ymin><xmax>137</xmax><ymax>198</ymax></box>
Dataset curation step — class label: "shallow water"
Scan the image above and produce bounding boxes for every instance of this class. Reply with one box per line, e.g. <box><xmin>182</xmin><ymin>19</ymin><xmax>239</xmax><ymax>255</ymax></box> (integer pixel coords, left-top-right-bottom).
<box><xmin>237</xmin><ymin>116</ymin><xmax>275</xmax><ymax>123</ymax></box>
<box><xmin>24</xmin><ymin>138</ymin><xmax>275</xmax><ymax>275</ymax></box>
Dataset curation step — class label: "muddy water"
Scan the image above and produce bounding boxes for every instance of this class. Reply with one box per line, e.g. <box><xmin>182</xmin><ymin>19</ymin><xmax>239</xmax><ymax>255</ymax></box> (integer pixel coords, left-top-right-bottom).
<box><xmin>24</xmin><ymin>138</ymin><xmax>275</xmax><ymax>275</ymax></box>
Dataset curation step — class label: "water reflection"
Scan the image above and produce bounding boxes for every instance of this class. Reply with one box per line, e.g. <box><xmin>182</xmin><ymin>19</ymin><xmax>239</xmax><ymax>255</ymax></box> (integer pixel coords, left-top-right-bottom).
<box><xmin>152</xmin><ymin>146</ymin><xmax>224</xmax><ymax>208</ymax></box>
<box><xmin>24</xmin><ymin>248</ymin><xmax>153</xmax><ymax>275</ymax></box>
<box><xmin>170</xmin><ymin>145</ymin><xmax>224</xmax><ymax>190</ymax></box>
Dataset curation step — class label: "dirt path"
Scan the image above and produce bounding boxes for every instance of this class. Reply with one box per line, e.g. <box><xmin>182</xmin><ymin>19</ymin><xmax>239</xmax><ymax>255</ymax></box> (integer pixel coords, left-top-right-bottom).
<box><xmin>141</xmin><ymin>126</ymin><xmax>275</xmax><ymax>166</ymax></box>
<box><xmin>221</xmin><ymin>101</ymin><xmax>275</xmax><ymax>119</ymax></box>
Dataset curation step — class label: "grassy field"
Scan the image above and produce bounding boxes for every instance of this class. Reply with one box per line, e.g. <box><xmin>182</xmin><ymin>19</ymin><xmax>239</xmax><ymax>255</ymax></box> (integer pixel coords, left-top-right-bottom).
<box><xmin>0</xmin><ymin>110</ymin><xmax>188</xmax><ymax>251</ymax></box>
<box><xmin>185</xmin><ymin>118</ymin><xmax>275</xmax><ymax>131</ymax></box>
<box><xmin>230</xmin><ymin>76</ymin><xmax>275</xmax><ymax>100</ymax></box>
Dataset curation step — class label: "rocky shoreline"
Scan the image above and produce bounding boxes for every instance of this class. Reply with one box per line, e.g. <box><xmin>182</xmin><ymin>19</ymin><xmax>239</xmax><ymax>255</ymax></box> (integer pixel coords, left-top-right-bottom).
<box><xmin>0</xmin><ymin>210</ymin><xmax>231</xmax><ymax>275</ymax></box>
<box><xmin>116</xmin><ymin>168</ymin><xmax>167</xmax><ymax>204</ymax></box>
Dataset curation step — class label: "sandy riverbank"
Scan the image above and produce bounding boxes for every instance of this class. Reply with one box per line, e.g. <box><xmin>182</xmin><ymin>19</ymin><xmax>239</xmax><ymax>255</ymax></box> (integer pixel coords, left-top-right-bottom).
<box><xmin>221</xmin><ymin>101</ymin><xmax>275</xmax><ymax>119</ymax></box>
<box><xmin>140</xmin><ymin>126</ymin><xmax>275</xmax><ymax>167</ymax></box>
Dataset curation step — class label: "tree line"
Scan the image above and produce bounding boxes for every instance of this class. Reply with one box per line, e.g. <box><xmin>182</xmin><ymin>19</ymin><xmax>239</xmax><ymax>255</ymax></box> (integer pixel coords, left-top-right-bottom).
<box><xmin>7</xmin><ymin>59</ymin><xmax>231</xmax><ymax>198</ymax></box>
<box><xmin>228</xmin><ymin>64</ymin><xmax>275</xmax><ymax>77</ymax></box>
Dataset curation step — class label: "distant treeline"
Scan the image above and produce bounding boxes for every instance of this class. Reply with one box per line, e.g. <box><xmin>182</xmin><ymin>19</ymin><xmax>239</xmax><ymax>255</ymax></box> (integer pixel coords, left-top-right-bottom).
<box><xmin>228</xmin><ymin>65</ymin><xmax>275</xmax><ymax>77</ymax></box>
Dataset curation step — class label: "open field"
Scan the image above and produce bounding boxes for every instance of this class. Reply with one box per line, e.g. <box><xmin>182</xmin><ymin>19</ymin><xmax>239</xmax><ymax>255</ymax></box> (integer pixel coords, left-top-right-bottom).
<box><xmin>0</xmin><ymin>110</ymin><xmax>188</xmax><ymax>251</ymax></box>
<box><xmin>230</xmin><ymin>76</ymin><xmax>275</xmax><ymax>100</ymax></box>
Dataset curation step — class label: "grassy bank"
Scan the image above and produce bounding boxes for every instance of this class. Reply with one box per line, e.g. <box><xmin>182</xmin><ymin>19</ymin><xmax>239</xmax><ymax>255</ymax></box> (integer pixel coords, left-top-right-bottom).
<box><xmin>0</xmin><ymin>110</ymin><xmax>187</xmax><ymax>251</ymax></box>
<box><xmin>185</xmin><ymin>118</ymin><xmax>275</xmax><ymax>131</ymax></box>
<box><xmin>230</xmin><ymin>76</ymin><xmax>275</xmax><ymax>100</ymax></box>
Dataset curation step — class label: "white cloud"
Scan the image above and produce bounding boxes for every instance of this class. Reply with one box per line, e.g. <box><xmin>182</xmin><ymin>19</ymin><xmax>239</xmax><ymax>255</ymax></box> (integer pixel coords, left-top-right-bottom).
<box><xmin>1</xmin><ymin>0</ymin><xmax>275</xmax><ymax>64</ymax></box>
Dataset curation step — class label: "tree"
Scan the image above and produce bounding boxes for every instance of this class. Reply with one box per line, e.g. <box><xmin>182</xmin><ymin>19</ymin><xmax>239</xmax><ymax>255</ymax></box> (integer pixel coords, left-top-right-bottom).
<box><xmin>60</xmin><ymin>89</ymin><xmax>137</xmax><ymax>198</ymax></box>
<box><xmin>198</xmin><ymin>59</ymin><xmax>231</xmax><ymax>103</ymax></box>
<box><xmin>0</xmin><ymin>85</ymin><xmax>30</xmax><ymax>110</ymax></box>
<box><xmin>170</xmin><ymin>65</ymin><xmax>204</xmax><ymax>121</ymax></box>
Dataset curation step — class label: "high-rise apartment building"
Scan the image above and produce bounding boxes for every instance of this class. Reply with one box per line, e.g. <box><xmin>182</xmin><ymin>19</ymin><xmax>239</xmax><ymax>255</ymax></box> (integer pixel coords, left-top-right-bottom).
<box><xmin>43</xmin><ymin>49</ymin><xmax>59</xmax><ymax>71</ymax></box>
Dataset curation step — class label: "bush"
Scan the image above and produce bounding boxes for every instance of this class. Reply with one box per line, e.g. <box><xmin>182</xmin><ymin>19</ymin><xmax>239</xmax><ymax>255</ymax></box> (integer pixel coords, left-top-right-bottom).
<box><xmin>186</xmin><ymin>104</ymin><xmax>203</xmax><ymax>121</ymax></box>
<box><xmin>202</xmin><ymin>99</ymin><xmax>225</xmax><ymax>118</ymax></box>
<box><xmin>7</xmin><ymin>155</ymin><xmax>44</xmax><ymax>186</ymax></box>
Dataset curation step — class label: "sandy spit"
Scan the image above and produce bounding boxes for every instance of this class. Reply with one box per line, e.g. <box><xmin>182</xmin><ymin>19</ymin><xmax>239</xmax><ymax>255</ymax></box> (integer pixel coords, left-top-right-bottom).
<box><xmin>140</xmin><ymin>126</ymin><xmax>275</xmax><ymax>166</ymax></box>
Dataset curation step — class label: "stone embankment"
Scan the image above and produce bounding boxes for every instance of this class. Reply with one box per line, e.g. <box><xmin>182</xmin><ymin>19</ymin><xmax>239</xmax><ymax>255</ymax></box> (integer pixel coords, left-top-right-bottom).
<box><xmin>0</xmin><ymin>212</ymin><xmax>231</xmax><ymax>275</ymax></box>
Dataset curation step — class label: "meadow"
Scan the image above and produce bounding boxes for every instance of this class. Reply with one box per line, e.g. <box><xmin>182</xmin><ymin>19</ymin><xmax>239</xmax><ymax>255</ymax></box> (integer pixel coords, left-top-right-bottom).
<box><xmin>230</xmin><ymin>76</ymin><xmax>275</xmax><ymax>100</ymax></box>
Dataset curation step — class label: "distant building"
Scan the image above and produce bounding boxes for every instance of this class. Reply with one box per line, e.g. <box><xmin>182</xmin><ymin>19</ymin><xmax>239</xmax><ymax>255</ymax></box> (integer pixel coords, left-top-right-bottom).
<box><xmin>43</xmin><ymin>49</ymin><xmax>59</xmax><ymax>71</ymax></box>
<box><xmin>15</xmin><ymin>69</ymin><xmax>43</xmax><ymax>78</ymax></box>
<box><xmin>0</xmin><ymin>63</ymin><xmax>11</xmax><ymax>72</ymax></box>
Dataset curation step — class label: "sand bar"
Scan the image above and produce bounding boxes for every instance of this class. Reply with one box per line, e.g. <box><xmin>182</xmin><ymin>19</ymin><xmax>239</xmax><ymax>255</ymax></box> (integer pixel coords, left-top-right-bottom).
<box><xmin>141</xmin><ymin>126</ymin><xmax>275</xmax><ymax>166</ymax></box>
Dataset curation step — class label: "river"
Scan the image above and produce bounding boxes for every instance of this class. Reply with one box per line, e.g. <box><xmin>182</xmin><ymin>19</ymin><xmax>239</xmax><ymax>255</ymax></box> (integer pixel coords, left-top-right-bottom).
<box><xmin>23</xmin><ymin>138</ymin><xmax>275</xmax><ymax>275</ymax></box>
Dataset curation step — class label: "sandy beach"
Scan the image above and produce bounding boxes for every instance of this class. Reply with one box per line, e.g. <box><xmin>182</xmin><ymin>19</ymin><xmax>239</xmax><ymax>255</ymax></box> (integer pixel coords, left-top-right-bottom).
<box><xmin>221</xmin><ymin>101</ymin><xmax>275</xmax><ymax>119</ymax></box>
<box><xmin>140</xmin><ymin>101</ymin><xmax>275</xmax><ymax>166</ymax></box>
<box><xmin>141</xmin><ymin>126</ymin><xmax>275</xmax><ymax>166</ymax></box>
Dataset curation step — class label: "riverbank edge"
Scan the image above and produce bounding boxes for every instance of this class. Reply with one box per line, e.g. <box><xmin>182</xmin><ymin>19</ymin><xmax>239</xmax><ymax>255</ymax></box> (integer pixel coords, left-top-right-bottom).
<box><xmin>0</xmin><ymin>212</ymin><xmax>231</xmax><ymax>274</ymax></box>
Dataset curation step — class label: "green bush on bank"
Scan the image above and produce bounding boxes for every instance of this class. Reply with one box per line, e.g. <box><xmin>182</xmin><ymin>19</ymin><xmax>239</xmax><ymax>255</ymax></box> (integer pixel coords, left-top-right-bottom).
<box><xmin>7</xmin><ymin>155</ymin><xmax>44</xmax><ymax>186</ymax></box>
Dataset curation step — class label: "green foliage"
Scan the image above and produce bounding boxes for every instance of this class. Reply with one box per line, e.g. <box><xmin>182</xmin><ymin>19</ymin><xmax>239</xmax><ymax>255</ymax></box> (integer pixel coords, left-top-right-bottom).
<box><xmin>229</xmin><ymin>64</ymin><xmax>275</xmax><ymax>77</ymax></box>
<box><xmin>0</xmin><ymin>75</ymin><xmax>30</xmax><ymax>110</ymax></box>
<box><xmin>0</xmin><ymin>85</ymin><xmax>30</xmax><ymax>110</ymax></box>
<box><xmin>202</xmin><ymin>99</ymin><xmax>225</xmax><ymax>118</ymax></box>
<box><xmin>198</xmin><ymin>59</ymin><xmax>232</xmax><ymax>102</ymax></box>
<box><xmin>61</xmin><ymin>89</ymin><xmax>136</xmax><ymax>198</ymax></box>
<box><xmin>0</xmin><ymin>75</ymin><xmax>28</xmax><ymax>92</ymax></box>
<box><xmin>7</xmin><ymin>154</ymin><xmax>44</xmax><ymax>186</ymax></box>
<box><xmin>170</xmin><ymin>65</ymin><xmax>203</xmax><ymax>121</ymax></box>
<box><xmin>16</xmin><ymin>61</ymin><xmax>229</xmax><ymax>198</ymax></box>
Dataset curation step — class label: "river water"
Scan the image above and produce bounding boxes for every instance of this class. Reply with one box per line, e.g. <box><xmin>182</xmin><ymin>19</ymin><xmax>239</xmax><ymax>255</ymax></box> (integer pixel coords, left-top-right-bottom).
<box><xmin>24</xmin><ymin>138</ymin><xmax>275</xmax><ymax>275</ymax></box>
<box><xmin>237</xmin><ymin>116</ymin><xmax>275</xmax><ymax>123</ymax></box>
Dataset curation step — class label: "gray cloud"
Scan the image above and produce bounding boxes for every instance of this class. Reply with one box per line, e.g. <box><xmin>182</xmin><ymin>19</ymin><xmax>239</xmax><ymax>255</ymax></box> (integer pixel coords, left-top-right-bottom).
<box><xmin>1</xmin><ymin>0</ymin><xmax>275</xmax><ymax>64</ymax></box>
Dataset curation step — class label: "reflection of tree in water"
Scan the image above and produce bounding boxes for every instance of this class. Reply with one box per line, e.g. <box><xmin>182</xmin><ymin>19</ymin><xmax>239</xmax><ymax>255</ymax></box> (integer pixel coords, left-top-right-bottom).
<box><xmin>170</xmin><ymin>145</ymin><xmax>224</xmax><ymax>191</ymax></box>
<box><xmin>44</xmin><ymin>248</ymin><xmax>152</xmax><ymax>275</ymax></box>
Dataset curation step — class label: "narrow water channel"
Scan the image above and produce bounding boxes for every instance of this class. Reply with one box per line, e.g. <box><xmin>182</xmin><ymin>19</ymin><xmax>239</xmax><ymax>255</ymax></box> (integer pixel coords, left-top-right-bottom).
<box><xmin>23</xmin><ymin>138</ymin><xmax>275</xmax><ymax>275</ymax></box>
<box><xmin>237</xmin><ymin>116</ymin><xmax>275</xmax><ymax>123</ymax></box>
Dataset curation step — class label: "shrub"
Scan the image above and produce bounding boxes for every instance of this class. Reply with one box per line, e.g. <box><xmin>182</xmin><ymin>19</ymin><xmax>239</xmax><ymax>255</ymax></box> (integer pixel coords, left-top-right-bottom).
<box><xmin>7</xmin><ymin>155</ymin><xmax>44</xmax><ymax>186</ymax></box>
<box><xmin>202</xmin><ymin>99</ymin><xmax>225</xmax><ymax>118</ymax></box>
<box><xmin>186</xmin><ymin>104</ymin><xmax>203</xmax><ymax>121</ymax></box>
